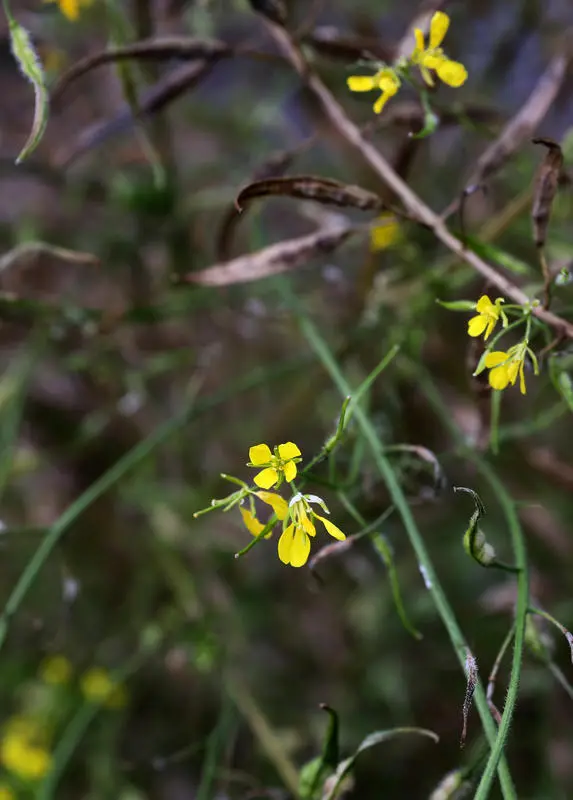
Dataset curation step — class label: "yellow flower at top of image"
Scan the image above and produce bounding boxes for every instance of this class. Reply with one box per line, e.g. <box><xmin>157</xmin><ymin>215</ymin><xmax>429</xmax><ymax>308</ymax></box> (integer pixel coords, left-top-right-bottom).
<box><xmin>467</xmin><ymin>295</ymin><xmax>507</xmax><ymax>341</ymax></box>
<box><xmin>0</xmin><ymin>717</ymin><xmax>51</xmax><ymax>782</ymax></box>
<box><xmin>278</xmin><ymin>493</ymin><xmax>346</xmax><ymax>568</ymax></box>
<box><xmin>347</xmin><ymin>67</ymin><xmax>401</xmax><ymax>114</ymax></box>
<box><xmin>482</xmin><ymin>341</ymin><xmax>538</xmax><ymax>395</ymax></box>
<box><xmin>240</xmin><ymin>491</ymin><xmax>289</xmax><ymax>538</ymax></box>
<box><xmin>410</xmin><ymin>11</ymin><xmax>468</xmax><ymax>88</ymax></box>
<box><xmin>43</xmin><ymin>0</ymin><xmax>93</xmax><ymax>22</ymax></box>
<box><xmin>247</xmin><ymin>442</ymin><xmax>302</xmax><ymax>489</ymax></box>
<box><xmin>80</xmin><ymin>668</ymin><xmax>128</xmax><ymax>710</ymax></box>
<box><xmin>39</xmin><ymin>654</ymin><xmax>73</xmax><ymax>686</ymax></box>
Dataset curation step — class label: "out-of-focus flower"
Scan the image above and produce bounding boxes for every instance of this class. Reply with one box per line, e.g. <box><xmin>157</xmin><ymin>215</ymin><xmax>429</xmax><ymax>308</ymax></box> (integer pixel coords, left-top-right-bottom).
<box><xmin>43</xmin><ymin>0</ymin><xmax>93</xmax><ymax>21</ymax></box>
<box><xmin>39</xmin><ymin>655</ymin><xmax>73</xmax><ymax>686</ymax></box>
<box><xmin>80</xmin><ymin>668</ymin><xmax>127</xmax><ymax>709</ymax></box>
<box><xmin>370</xmin><ymin>214</ymin><xmax>400</xmax><ymax>251</ymax></box>
<box><xmin>0</xmin><ymin>784</ymin><xmax>15</xmax><ymax>800</ymax></box>
<box><xmin>467</xmin><ymin>295</ymin><xmax>507</xmax><ymax>341</ymax></box>
<box><xmin>278</xmin><ymin>494</ymin><xmax>346</xmax><ymax>568</ymax></box>
<box><xmin>247</xmin><ymin>442</ymin><xmax>302</xmax><ymax>489</ymax></box>
<box><xmin>1</xmin><ymin>716</ymin><xmax>51</xmax><ymax>781</ymax></box>
<box><xmin>347</xmin><ymin>67</ymin><xmax>401</xmax><ymax>114</ymax></box>
<box><xmin>483</xmin><ymin>341</ymin><xmax>538</xmax><ymax>394</ymax></box>
<box><xmin>410</xmin><ymin>11</ymin><xmax>468</xmax><ymax>88</ymax></box>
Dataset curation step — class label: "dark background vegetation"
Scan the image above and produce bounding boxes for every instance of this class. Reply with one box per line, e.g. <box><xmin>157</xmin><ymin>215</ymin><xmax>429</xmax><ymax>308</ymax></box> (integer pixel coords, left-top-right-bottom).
<box><xmin>0</xmin><ymin>0</ymin><xmax>573</xmax><ymax>797</ymax></box>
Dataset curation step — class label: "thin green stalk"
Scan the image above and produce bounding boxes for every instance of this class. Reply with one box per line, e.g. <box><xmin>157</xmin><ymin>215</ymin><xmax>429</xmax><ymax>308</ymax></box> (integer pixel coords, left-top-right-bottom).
<box><xmin>401</xmin><ymin>358</ymin><xmax>528</xmax><ymax>800</ymax></box>
<box><xmin>281</xmin><ymin>284</ymin><xmax>516</xmax><ymax>799</ymax></box>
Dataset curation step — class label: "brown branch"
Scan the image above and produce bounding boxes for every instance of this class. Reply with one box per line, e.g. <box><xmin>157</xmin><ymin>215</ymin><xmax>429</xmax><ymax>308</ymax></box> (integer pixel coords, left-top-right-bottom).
<box><xmin>264</xmin><ymin>21</ymin><xmax>573</xmax><ymax>339</ymax></box>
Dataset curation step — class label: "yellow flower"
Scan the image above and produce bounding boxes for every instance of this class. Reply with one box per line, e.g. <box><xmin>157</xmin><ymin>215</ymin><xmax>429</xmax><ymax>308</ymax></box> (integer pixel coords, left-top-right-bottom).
<box><xmin>39</xmin><ymin>654</ymin><xmax>73</xmax><ymax>685</ymax></box>
<box><xmin>370</xmin><ymin>214</ymin><xmax>399</xmax><ymax>252</ymax></box>
<box><xmin>43</xmin><ymin>0</ymin><xmax>93</xmax><ymax>20</ymax></box>
<box><xmin>240</xmin><ymin>491</ymin><xmax>289</xmax><ymax>539</ymax></box>
<box><xmin>483</xmin><ymin>342</ymin><xmax>538</xmax><ymax>395</ymax></box>
<box><xmin>467</xmin><ymin>295</ymin><xmax>507</xmax><ymax>340</ymax></box>
<box><xmin>347</xmin><ymin>68</ymin><xmax>401</xmax><ymax>114</ymax></box>
<box><xmin>80</xmin><ymin>668</ymin><xmax>127</xmax><ymax>709</ymax></box>
<box><xmin>1</xmin><ymin>719</ymin><xmax>51</xmax><ymax>782</ymax></box>
<box><xmin>0</xmin><ymin>785</ymin><xmax>15</xmax><ymax>800</ymax></box>
<box><xmin>247</xmin><ymin>442</ymin><xmax>302</xmax><ymax>489</ymax></box>
<box><xmin>410</xmin><ymin>11</ymin><xmax>468</xmax><ymax>87</ymax></box>
<box><xmin>278</xmin><ymin>494</ymin><xmax>346</xmax><ymax>568</ymax></box>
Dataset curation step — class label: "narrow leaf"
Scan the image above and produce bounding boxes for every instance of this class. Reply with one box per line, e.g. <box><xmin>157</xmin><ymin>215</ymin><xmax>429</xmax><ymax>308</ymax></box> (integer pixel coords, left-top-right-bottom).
<box><xmin>324</xmin><ymin>728</ymin><xmax>438</xmax><ymax>800</ymax></box>
<box><xmin>8</xmin><ymin>17</ymin><xmax>49</xmax><ymax>163</ymax></box>
<box><xmin>186</xmin><ymin>224</ymin><xmax>356</xmax><ymax>287</ymax></box>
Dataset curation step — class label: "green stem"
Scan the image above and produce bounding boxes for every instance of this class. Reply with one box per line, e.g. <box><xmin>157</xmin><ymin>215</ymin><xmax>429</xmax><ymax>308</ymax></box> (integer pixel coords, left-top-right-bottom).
<box><xmin>282</xmin><ymin>284</ymin><xmax>516</xmax><ymax>799</ymax></box>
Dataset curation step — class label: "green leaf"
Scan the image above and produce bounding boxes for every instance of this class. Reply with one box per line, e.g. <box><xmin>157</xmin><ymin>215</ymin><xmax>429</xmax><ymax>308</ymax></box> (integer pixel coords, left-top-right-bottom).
<box><xmin>299</xmin><ymin>705</ymin><xmax>339</xmax><ymax>799</ymax></box>
<box><xmin>324</xmin><ymin>728</ymin><xmax>438</xmax><ymax>800</ymax></box>
<box><xmin>463</xmin><ymin>236</ymin><xmax>532</xmax><ymax>275</ymax></box>
<box><xmin>436</xmin><ymin>299</ymin><xmax>476</xmax><ymax>311</ymax></box>
<box><xmin>410</xmin><ymin>91</ymin><xmax>439</xmax><ymax>139</ymax></box>
<box><xmin>8</xmin><ymin>15</ymin><xmax>49</xmax><ymax>163</ymax></box>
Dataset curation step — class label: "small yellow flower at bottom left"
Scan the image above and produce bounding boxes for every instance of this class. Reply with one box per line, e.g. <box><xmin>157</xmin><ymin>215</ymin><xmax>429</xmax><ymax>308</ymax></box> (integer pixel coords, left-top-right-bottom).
<box><xmin>0</xmin><ymin>785</ymin><xmax>15</xmax><ymax>800</ymax></box>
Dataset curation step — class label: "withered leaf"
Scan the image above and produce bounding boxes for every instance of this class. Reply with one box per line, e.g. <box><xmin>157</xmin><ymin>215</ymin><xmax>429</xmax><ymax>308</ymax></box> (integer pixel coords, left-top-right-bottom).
<box><xmin>235</xmin><ymin>176</ymin><xmax>384</xmax><ymax>212</ymax></box>
<box><xmin>52</xmin><ymin>37</ymin><xmax>230</xmax><ymax>103</ymax></box>
<box><xmin>217</xmin><ymin>145</ymin><xmax>310</xmax><ymax>261</ymax></box>
<box><xmin>532</xmin><ymin>137</ymin><xmax>563</xmax><ymax>249</ymax></box>
<box><xmin>187</xmin><ymin>223</ymin><xmax>356</xmax><ymax>287</ymax></box>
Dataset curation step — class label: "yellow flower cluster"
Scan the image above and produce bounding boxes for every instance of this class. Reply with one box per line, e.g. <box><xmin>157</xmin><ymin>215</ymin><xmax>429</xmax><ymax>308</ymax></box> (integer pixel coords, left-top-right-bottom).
<box><xmin>43</xmin><ymin>0</ymin><xmax>93</xmax><ymax>21</ymax></box>
<box><xmin>197</xmin><ymin>441</ymin><xmax>347</xmax><ymax>568</ymax></box>
<box><xmin>0</xmin><ymin>717</ymin><xmax>51</xmax><ymax>783</ymax></box>
<box><xmin>467</xmin><ymin>295</ymin><xmax>539</xmax><ymax>394</ymax></box>
<box><xmin>347</xmin><ymin>11</ymin><xmax>467</xmax><ymax>114</ymax></box>
<box><xmin>244</xmin><ymin>442</ymin><xmax>346</xmax><ymax>567</ymax></box>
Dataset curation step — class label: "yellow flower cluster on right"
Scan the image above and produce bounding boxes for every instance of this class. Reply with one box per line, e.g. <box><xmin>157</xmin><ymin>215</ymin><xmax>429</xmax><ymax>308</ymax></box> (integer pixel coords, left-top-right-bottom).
<box><xmin>466</xmin><ymin>295</ymin><xmax>539</xmax><ymax>394</ymax></box>
<box><xmin>347</xmin><ymin>11</ymin><xmax>467</xmax><ymax>113</ymax></box>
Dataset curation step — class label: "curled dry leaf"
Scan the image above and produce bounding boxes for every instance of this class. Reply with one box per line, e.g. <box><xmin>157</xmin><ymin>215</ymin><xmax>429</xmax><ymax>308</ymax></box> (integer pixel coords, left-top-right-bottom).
<box><xmin>187</xmin><ymin>223</ymin><xmax>357</xmax><ymax>287</ymax></box>
<box><xmin>52</xmin><ymin>38</ymin><xmax>230</xmax><ymax>103</ymax></box>
<box><xmin>235</xmin><ymin>175</ymin><xmax>384</xmax><ymax>212</ymax></box>
<box><xmin>531</xmin><ymin>137</ymin><xmax>563</xmax><ymax>249</ymax></box>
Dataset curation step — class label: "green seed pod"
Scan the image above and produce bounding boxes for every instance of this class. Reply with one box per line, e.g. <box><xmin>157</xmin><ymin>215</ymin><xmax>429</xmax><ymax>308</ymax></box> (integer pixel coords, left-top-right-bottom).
<box><xmin>464</xmin><ymin>525</ymin><xmax>497</xmax><ymax>566</ymax></box>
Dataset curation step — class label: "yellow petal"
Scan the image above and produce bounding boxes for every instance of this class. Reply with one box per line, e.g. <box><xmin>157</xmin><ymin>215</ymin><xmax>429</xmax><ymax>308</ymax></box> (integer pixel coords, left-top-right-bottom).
<box><xmin>420</xmin><ymin>65</ymin><xmax>435</xmax><ymax>87</ymax></box>
<box><xmin>240</xmin><ymin>507</ymin><xmax>265</xmax><ymax>537</ymax></box>
<box><xmin>61</xmin><ymin>0</ymin><xmax>80</xmax><ymax>19</ymax></box>
<box><xmin>377</xmin><ymin>71</ymin><xmax>400</xmax><ymax>94</ymax></box>
<box><xmin>289</xmin><ymin>527</ymin><xmax>311</xmax><ymax>567</ymax></box>
<box><xmin>467</xmin><ymin>315</ymin><xmax>488</xmax><ymax>338</ymax></box>
<box><xmin>488</xmin><ymin>365</ymin><xmax>510</xmax><ymax>391</ymax></box>
<box><xmin>484</xmin><ymin>351</ymin><xmax>509</xmax><ymax>368</ymax></box>
<box><xmin>413</xmin><ymin>28</ymin><xmax>425</xmax><ymax>55</ymax></box>
<box><xmin>300</xmin><ymin>512</ymin><xmax>316</xmax><ymax>537</ymax></box>
<box><xmin>484</xmin><ymin>319</ymin><xmax>496</xmax><ymax>340</ymax></box>
<box><xmin>370</xmin><ymin>217</ymin><xmax>399</xmax><ymax>251</ymax></box>
<box><xmin>256</xmin><ymin>491</ymin><xmax>289</xmax><ymax>520</ymax></box>
<box><xmin>315</xmin><ymin>514</ymin><xmax>346</xmax><ymax>541</ymax></box>
<box><xmin>475</xmin><ymin>295</ymin><xmax>494</xmax><ymax>313</ymax></box>
<box><xmin>347</xmin><ymin>75</ymin><xmax>377</xmax><ymax>92</ymax></box>
<box><xmin>283</xmin><ymin>460</ymin><xmax>297</xmax><ymax>482</ymax></box>
<box><xmin>249</xmin><ymin>443</ymin><xmax>272</xmax><ymax>465</ymax></box>
<box><xmin>254</xmin><ymin>467</ymin><xmax>279</xmax><ymax>489</ymax></box>
<box><xmin>373</xmin><ymin>92</ymin><xmax>392</xmax><ymax>114</ymax></box>
<box><xmin>278</xmin><ymin>525</ymin><xmax>295</xmax><ymax>564</ymax></box>
<box><xmin>507</xmin><ymin>360</ymin><xmax>521</xmax><ymax>386</ymax></box>
<box><xmin>277</xmin><ymin>442</ymin><xmax>301</xmax><ymax>460</ymax></box>
<box><xmin>436</xmin><ymin>59</ymin><xmax>467</xmax><ymax>87</ymax></box>
<box><xmin>422</xmin><ymin>51</ymin><xmax>445</xmax><ymax>70</ymax></box>
<box><xmin>429</xmin><ymin>11</ymin><xmax>450</xmax><ymax>49</ymax></box>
